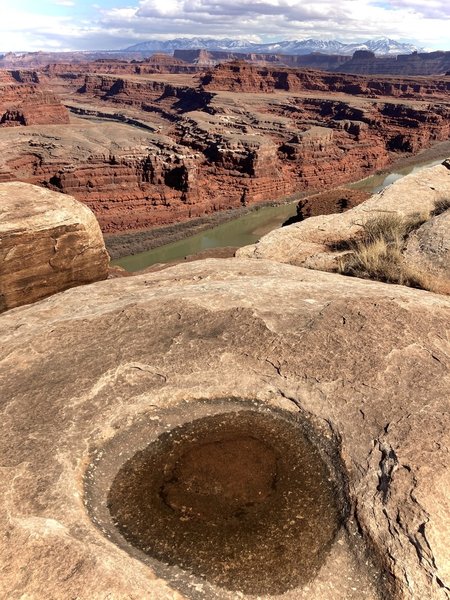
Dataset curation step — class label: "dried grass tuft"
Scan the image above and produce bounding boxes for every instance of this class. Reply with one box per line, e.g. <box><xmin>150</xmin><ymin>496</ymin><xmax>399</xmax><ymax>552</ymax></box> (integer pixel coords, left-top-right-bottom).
<box><xmin>431</xmin><ymin>198</ymin><xmax>450</xmax><ymax>217</ymax></box>
<box><xmin>338</xmin><ymin>213</ymin><xmax>429</xmax><ymax>289</ymax></box>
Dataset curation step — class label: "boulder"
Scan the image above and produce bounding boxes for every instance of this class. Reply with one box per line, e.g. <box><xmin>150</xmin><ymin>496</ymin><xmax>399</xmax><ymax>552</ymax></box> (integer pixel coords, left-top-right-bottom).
<box><xmin>404</xmin><ymin>209</ymin><xmax>450</xmax><ymax>294</ymax></box>
<box><xmin>0</xmin><ymin>182</ymin><xmax>109</xmax><ymax>312</ymax></box>
<box><xmin>0</xmin><ymin>258</ymin><xmax>448</xmax><ymax>599</ymax></box>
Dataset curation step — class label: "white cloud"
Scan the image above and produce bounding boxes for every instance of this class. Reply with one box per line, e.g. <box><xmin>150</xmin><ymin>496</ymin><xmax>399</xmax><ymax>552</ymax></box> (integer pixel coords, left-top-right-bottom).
<box><xmin>54</xmin><ymin>0</ymin><xmax>75</xmax><ymax>6</ymax></box>
<box><xmin>101</xmin><ymin>0</ymin><xmax>450</xmax><ymax>48</ymax></box>
<box><xmin>0</xmin><ymin>0</ymin><xmax>449</xmax><ymax>52</ymax></box>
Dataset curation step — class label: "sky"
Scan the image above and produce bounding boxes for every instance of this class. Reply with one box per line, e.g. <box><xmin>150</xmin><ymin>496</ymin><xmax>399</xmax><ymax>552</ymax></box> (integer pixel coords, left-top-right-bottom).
<box><xmin>1</xmin><ymin>0</ymin><xmax>449</xmax><ymax>52</ymax></box>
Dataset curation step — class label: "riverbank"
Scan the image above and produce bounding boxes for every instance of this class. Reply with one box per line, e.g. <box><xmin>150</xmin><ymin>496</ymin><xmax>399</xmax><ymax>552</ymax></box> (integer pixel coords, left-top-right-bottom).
<box><xmin>105</xmin><ymin>191</ymin><xmax>304</xmax><ymax>260</ymax></box>
<box><xmin>105</xmin><ymin>141</ymin><xmax>450</xmax><ymax>261</ymax></box>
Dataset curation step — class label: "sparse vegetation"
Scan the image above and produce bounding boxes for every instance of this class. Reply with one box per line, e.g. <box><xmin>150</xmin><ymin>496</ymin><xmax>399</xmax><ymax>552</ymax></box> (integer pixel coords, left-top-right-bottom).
<box><xmin>338</xmin><ymin>213</ymin><xmax>429</xmax><ymax>289</ymax></box>
<box><xmin>431</xmin><ymin>198</ymin><xmax>450</xmax><ymax>217</ymax></box>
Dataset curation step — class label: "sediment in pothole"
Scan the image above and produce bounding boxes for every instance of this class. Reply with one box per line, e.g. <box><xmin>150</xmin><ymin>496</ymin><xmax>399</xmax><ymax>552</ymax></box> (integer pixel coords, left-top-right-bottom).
<box><xmin>105</xmin><ymin>409</ymin><xmax>344</xmax><ymax>595</ymax></box>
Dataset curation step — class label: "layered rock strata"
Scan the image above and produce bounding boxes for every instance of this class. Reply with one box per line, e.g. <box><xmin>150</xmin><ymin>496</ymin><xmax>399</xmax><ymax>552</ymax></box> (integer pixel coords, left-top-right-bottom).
<box><xmin>0</xmin><ymin>122</ymin><xmax>207</xmax><ymax>232</ymax></box>
<box><xmin>0</xmin><ymin>258</ymin><xmax>449</xmax><ymax>599</ymax></box>
<box><xmin>2</xmin><ymin>49</ymin><xmax>450</xmax><ymax>76</ymax></box>
<box><xmin>174</xmin><ymin>48</ymin><xmax>450</xmax><ymax>76</ymax></box>
<box><xmin>335</xmin><ymin>50</ymin><xmax>450</xmax><ymax>76</ymax></box>
<box><xmin>42</xmin><ymin>56</ymin><xmax>202</xmax><ymax>80</ymax></box>
<box><xmin>1</xmin><ymin>67</ymin><xmax>450</xmax><ymax>234</ymax></box>
<box><xmin>0</xmin><ymin>182</ymin><xmax>109</xmax><ymax>311</ymax></box>
<box><xmin>202</xmin><ymin>62</ymin><xmax>450</xmax><ymax>98</ymax></box>
<box><xmin>0</xmin><ymin>75</ymin><xmax>69</xmax><ymax>127</ymax></box>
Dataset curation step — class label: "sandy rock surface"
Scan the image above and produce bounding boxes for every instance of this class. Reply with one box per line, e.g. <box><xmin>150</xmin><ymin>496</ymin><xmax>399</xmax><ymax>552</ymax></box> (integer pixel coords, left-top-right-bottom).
<box><xmin>404</xmin><ymin>209</ymin><xmax>450</xmax><ymax>293</ymax></box>
<box><xmin>237</xmin><ymin>160</ymin><xmax>450</xmax><ymax>274</ymax></box>
<box><xmin>0</xmin><ymin>258</ymin><xmax>449</xmax><ymax>599</ymax></box>
<box><xmin>0</xmin><ymin>182</ymin><xmax>109</xmax><ymax>312</ymax></box>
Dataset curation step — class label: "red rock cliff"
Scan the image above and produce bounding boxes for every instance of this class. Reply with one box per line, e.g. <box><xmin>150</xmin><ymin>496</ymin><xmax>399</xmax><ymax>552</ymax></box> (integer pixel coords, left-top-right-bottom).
<box><xmin>0</xmin><ymin>74</ymin><xmax>70</xmax><ymax>126</ymax></box>
<box><xmin>1</xmin><ymin>68</ymin><xmax>449</xmax><ymax>234</ymax></box>
<box><xmin>201</xmin><ymin>62</ymin><xmax>450</xmax><ymax>99</ymax></box>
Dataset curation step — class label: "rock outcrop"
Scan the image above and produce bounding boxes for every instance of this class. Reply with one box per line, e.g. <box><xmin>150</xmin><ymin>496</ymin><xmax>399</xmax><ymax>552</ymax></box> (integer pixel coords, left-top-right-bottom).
<box><xmin>238</xmin><ymin>159</ymin><xmax>450</xmax><ymax>291</ymax></box>
<box><xmin>292</xmin><ymin>187</ymin><xmax>371</xmax><ymax>222</ymax></box>
<box><xmin>0</xmin><ymin>258</ymin><xmax>449</xmax><ymax>599</ymax></box>
<box><xmin>0</xmin><ymin>75</ymin><xmax>69</xmax><ymax>127</ymax></box>
<box><xmin>0</xmin><ymin>182</ymin><xmax>109</xmax><ymax>311</ymax></box>
<box><xmin>404</xmin><ymin>207</ymin><xmax>450</xmax><ymax>293</ymax></box>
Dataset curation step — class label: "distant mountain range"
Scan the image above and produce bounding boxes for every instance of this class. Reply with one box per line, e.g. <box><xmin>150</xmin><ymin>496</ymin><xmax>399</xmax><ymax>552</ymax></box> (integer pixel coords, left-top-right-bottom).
<box><xmin>124</xmin><ymin>37</ymin><xmax>421</xmax><ymax>56</ymax></box>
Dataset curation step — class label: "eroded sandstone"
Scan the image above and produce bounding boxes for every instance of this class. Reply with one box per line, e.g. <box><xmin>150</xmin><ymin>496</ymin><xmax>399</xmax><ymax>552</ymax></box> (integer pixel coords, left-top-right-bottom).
<box><xmin>1</xmin><ymin>65</ymin><xmax>450</xmax><ymax>235</ymax></box>
<box><xmin>0</xmin><ymin>182</ymin><xmax>109</xmax><ymax>311</ymax></box>
<box><xmin>0</xmin><ymin>259</ymin><xmax>449</xmax><ymax>599</ymax></box>
<box><xmin>238</xmin><ymin>158</ymin><xmax>450</xmax><ymax>290</ymax></box>
<box><xmin>0</xmin><ymin>74</ymin><xmax>69</xmax><ymax>127</ymax></box>
<box><xmin>201</xmin><ymin>62</ymin><xmax>450</xmax><ymax>99</ymax></box>
<box><xmin>404</xmin><ymin>208</ymin><xmax>450</xmax><ymax>293</ymax></box>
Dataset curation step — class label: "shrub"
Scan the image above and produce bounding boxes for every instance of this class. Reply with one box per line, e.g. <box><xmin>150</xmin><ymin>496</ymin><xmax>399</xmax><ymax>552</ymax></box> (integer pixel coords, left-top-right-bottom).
<box><xmin>338</xmin><ymin>213</ymin><xmax>428</xmax><ymax>289</ymax></box>
<box><xmin>431</xmin><ymin>198</ymin><xmax>450</xmax><ymax>217</ymax></box>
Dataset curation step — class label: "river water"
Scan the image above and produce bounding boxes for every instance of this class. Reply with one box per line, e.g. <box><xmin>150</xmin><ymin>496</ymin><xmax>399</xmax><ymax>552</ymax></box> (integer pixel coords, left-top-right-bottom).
<box><xmin>114</xmin><ymin>156</ymin><xmax>445</xmax><ymax>272</ymax></box>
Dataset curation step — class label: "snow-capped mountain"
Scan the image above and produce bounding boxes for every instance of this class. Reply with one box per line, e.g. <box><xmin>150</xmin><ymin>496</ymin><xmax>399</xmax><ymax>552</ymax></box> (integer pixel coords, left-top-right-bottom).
<box><xmin>124</xmin><ymin>37</ymin><xmax>420</xmax><ymax>56</ymax></box>
<box><xmin>124</xmin><ymin>37</ymin><xmax>257</xmax><ymax>53</ymax></box>
<box><xmin>343</xmin><ymin>38</ymin><xmax>419</xmax><ymax>56</ymax></box>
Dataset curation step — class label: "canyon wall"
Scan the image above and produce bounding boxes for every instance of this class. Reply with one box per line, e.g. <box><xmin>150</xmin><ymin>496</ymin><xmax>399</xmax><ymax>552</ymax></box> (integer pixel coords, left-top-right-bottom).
<box><xmin>0</xmin><ymin>66</ymin><xmax>449</xmax><ymax>234</ymax></box>
<box><xmin>43</xmin><ymin>56</ymin><xmax>202</xmax><ymax>79</ymax></box>
<box><xmin>0</xmin><ymin>73</ymin><xmax>70</xmax><ymax>127</ymax></box>
<box><xmin>335</xmin><ymin>50</ymin><xmax>450</xmax><ymax>76</ymax></box>
<box><xmin>2</xmin><ymin>48</ymin><xmax>450</xmax><ymax>75</ymax></box>
<box><xmin>201</xmin><ymin>62</ymin><xmax>450</xmax><ymax>98</ymax></box>
<box><xmin>78</xmin><ymin>75</ymin><xmax>211</xmax><ymax>113</ymax></box>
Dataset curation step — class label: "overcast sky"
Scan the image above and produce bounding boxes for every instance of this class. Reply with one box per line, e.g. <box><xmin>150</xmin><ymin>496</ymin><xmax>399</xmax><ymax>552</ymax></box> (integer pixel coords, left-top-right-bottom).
<box><xmin>2</xmin><ymin>0</ymin><xmax>449</xmax><ymax>52</ymax></box>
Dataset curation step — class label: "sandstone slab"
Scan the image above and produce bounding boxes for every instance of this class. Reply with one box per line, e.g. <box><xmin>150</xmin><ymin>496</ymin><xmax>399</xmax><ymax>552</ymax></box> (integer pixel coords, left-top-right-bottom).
<box><xmin>404</xmin><ymin>209</ymin><xmax>450</xmax><ymax>293</ymax></box>
<box><xmin>0</xmin><ymin>258</ymin><xmax>449</xmax><ymax>599</ymax></box>
<box><xmin>237</xmin><ymin>159</ymin><xmax>450</xmax><ymax>276</ymax></box>
<box><xmin>0</xmin><ymin>182</ymin><xmax>109</xmax><ymax>311</ymax></box>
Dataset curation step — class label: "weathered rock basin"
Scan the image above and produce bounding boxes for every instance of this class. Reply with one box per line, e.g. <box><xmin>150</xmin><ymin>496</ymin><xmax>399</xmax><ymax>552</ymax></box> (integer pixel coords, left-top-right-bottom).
<box><xmin>1</xmin><ymin>259</ymin><xmax>448</xmax><ymax>599</ymax></box>
<box><xmin>86</xmin><ymin>404</ymin><xmax>346</xmax><ymax>596</ymax></box>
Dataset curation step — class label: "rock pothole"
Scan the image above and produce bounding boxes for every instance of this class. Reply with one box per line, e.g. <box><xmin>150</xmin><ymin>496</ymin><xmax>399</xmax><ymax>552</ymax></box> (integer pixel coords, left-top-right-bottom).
<box><xmin>96</xmin><ymin>407</ymin><xmax>345</xmax><ymax>595</ymax></box>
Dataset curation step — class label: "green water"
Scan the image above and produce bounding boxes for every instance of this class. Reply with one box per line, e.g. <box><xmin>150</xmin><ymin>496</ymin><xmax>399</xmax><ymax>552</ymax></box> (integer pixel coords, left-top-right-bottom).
<box><xmin>114</xmin><ymin>156</ymin><xmax>445</xmax><ymax>272</ymax></box>
<box><xmin>349</xmin><ymin>158</ymin><xmax>444</xmax><ymax>194</ymax></box>
<box><xmin>114</xmin><ymin>202</ymin><xmax>298</xmax><ymax>272</ymax></box>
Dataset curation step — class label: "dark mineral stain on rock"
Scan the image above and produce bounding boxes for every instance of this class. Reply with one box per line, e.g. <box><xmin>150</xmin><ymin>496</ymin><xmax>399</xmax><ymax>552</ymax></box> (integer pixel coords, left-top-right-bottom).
<box><xmin>107</xmin><ymin>410</ymin><xmax>344</xmax><ymax>595</ymax></box>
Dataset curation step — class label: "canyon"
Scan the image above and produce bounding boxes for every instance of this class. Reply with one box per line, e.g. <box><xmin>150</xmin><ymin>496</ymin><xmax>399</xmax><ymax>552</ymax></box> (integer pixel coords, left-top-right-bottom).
<box><xmin>174</xmin><ymin>48</ymin><xmax>450</xmax><ymax>76</ymax></box>
<box><xmin>0</xmin><ymin>50</ymin><xmax>449</xmax><ymax>600</ymax></box>
<box><xmin>0</xmin><ymin>60</ymin><xmax>449</xmax><ymax>239</ymax></box>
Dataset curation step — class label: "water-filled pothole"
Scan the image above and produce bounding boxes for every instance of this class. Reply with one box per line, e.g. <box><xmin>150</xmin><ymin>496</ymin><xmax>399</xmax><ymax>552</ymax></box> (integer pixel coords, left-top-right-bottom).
<box><xmin>106</xmin><ymin>409</ymin><xmax>344</xmax><ymax>595</ymax></box>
